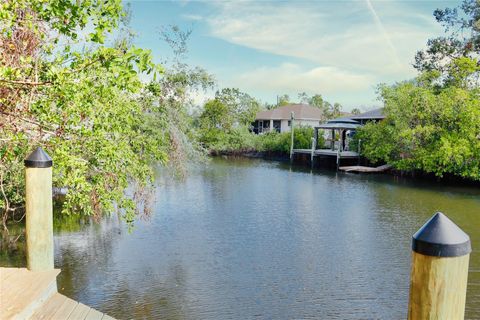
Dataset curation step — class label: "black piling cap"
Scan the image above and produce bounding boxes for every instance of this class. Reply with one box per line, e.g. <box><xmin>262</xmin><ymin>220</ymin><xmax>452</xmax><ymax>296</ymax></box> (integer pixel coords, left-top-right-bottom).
<box><xmin>412</xmin><ymin>212</ymin><xmax>471</xmax><ymax>257</ymax></box>
<box><xmin>24</xmin><ymin>147</ymin><xmax>53</xmax><ymax>168</ymax></box>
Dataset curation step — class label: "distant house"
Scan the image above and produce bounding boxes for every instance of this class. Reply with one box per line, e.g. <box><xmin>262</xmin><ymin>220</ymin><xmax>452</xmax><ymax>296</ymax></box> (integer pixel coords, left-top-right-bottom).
<box><xmin>349</xmin><ymin>108</ymin><xmax>385</xmax><ymax>125</ymax></box>
<box><xmin>252</xmin><ymin>104</ymin><xmax>323</xmax><ymax>134</ymax></box>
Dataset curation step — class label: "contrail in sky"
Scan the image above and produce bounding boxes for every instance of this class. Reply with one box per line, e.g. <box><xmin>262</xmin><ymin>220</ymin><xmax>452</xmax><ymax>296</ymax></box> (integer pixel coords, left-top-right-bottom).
<box><xmin>365</xmin><ymin>0</ymin><xmax>402</xmax><ymax>67</ymax></box>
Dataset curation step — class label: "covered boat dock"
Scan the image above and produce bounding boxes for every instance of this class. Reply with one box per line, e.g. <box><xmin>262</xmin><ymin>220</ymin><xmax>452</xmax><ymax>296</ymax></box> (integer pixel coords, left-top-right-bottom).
<box><xmin>291</xmin><ymin>117</ymin><xmax>361</xmax><ymax>168</ymax></box>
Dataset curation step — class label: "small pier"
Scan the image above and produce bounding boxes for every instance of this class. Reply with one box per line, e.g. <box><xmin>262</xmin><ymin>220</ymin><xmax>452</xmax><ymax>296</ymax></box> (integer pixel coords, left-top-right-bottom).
<box><xmin>0</xmin><ymin>267</ymin><xmax>114</xmax><ymax>320</ymax></box>
<box><xmin>292</xmin><ymin>149</ymin><xmax>360</xmax><ymax>158</ymax></box>
<box><xmin>289</xmin><ymin>115</ymin><xmax>361</xmax><ymax>168</ymax></box>
<box><xmin>0</xmin><ymin>148</ymin><xmax>115</xmax><ymax>320</ymax></box>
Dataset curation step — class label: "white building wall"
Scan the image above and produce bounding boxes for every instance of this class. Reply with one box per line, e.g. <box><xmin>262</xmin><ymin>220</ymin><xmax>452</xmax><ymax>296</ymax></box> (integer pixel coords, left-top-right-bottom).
<box><xmin>280</xmin><ymin>119</ymin><xmax>321</xmax><ymax>132</ymax></box>
<box><xmin>280</xmin><ymin>120</ymin><xmax>290</xmax><ymax>132</ymax></box>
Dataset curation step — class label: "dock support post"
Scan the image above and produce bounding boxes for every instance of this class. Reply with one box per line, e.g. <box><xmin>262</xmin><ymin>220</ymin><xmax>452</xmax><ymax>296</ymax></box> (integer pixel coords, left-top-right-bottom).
<box><xmin>25</xmin><ymin>147</ymin><xmax>54</xmax><ymax>271</ymax></box>
<box><xmin>331</xmin><ymin>129</ymin><xmax>335</xmax><ymax>150</ymax></box>
<box><xmin>357</xmin><ymin>139</ymin><xmax>361</xmax><ymax>165</ymax></box>
<box><xmin>408</xmin><ymin>212</ymin><xmax>471</xmax><ymax>320</ymax></box>
<box><xmin>336</xmin><ymin>148</ymin><xmax>340</xmax><ymax>171</ymax></box>
<box><xmin>290</xmin><ymin>111</ymin><xmax>295</xmax><ymax>162</ymax></box>
<box><xmin>310</xmin><ymin>137</ymin><xmax>315</xmax><ymax>167</ymax></box>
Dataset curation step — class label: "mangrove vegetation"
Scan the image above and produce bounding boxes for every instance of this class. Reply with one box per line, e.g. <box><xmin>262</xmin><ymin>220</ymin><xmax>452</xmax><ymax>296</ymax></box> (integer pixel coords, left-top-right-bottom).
<box><xmin>1</xmin><ymin>0</ymin><xmax>479</xmax><ymax>231</ymax></box>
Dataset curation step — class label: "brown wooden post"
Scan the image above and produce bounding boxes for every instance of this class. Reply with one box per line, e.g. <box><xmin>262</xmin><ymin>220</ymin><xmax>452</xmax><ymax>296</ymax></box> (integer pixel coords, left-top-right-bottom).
<box><xmin>25</xmin><ymin>147</ymin><xmax>54</xmax><ymax>271</ymax></box>
<box><xmin>408</xmin><ymin>212</ymin><xmax>471</xmax><ymax>320</ymax></box>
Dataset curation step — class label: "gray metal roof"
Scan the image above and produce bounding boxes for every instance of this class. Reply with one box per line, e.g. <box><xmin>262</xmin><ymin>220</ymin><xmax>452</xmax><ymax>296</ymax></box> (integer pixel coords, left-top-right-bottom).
<box><xmin>316</xmin><ymin>123</ymin><xmax>360</xmax><ymax>130</ymax></box>
<box><xmin>327</xmin><ymin>117</ymin><xmax>359</xmax><ymax>124</ymax></box>
<box><xmin>350</xmin><ymin>108</ymin><xmax>385</xmax><ymax>120</ymax></box>
<box><xmin>316</xmin><ymin>117</ymin><xmax>360</xmax><ymax>129</ymax></box>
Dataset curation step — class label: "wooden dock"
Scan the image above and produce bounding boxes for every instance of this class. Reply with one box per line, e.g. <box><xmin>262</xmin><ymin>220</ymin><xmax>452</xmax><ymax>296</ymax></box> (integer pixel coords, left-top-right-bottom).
<box><xmin>0</xmin><ymin>267</ymin><xmax>115</xmax><ymax>320</ymax></box>
<box><xmin>292</xmin><ymin>149</ymin><xmax>360</xmax><ymax>158</ymax></box>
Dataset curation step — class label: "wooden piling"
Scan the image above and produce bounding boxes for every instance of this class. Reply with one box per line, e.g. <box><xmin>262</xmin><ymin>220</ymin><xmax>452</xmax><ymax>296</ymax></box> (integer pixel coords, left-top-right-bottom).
<box><xmin>407</xmin><ymin>212</ymin><xmax>471</xmax><ymax>320</ymax></box>
<box><xmin>25</xmin><ymin>147</ymin><xmax>54</xmax><ymax>271</ymax></box>
<box><xmin>290</xmin><ymin>111</ymin><xmax>295</xmax><ymax>161</ymax></box>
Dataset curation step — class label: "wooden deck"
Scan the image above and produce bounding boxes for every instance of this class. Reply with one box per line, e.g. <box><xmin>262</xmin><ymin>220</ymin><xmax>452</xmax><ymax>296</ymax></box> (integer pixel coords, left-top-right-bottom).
<box><xmin>0</xmin><ymin>267</ymin><xmax>115</xmax><ymax>320</ymax></box>
<box><xmin>292</xmin><ymin>149</ymin><xmax>360</xmax><ymax>158</ymax></box>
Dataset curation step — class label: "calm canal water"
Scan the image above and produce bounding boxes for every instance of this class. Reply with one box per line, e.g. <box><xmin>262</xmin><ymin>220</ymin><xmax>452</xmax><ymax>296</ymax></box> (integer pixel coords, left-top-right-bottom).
<box><xmin>1</xmin><ymin>157</ymin><xmax>479</xmax><ymax>319</ymax></box>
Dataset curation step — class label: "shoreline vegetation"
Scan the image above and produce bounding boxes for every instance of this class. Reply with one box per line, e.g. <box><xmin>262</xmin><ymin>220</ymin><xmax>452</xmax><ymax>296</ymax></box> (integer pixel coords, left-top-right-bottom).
<box><xmin>1</xmin><ymin>0</ymin><xmax>480</xmax><ymax>230</ymax></box>
<box><xmin>209</xmin><ymin>150</ymin><xmax>480</xmax><ymax>188</ymax></box>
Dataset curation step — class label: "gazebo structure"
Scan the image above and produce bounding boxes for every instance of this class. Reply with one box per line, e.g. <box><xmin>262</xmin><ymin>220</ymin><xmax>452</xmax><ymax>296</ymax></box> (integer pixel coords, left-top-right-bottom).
<box><xmin>315</xmin><ymin>117</ymin><xmax>360</xmax><ymax>152</ymax></box>
<box><xmin>290</xmin><ymin>107</ymin><xmax>387</xmax><ymax>169</ymax></box>
<box><xmin>291</xmin><ymin>117</ymin><xmax>361</xmax><ymax>168</ymax></box>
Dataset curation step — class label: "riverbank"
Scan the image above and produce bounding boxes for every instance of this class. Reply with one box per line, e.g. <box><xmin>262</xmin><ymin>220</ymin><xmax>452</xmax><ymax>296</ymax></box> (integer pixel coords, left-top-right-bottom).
<box><xmin>209</xmin><ymin>150</ymin><xmax>480</xmax><ymax>187</ymax></box>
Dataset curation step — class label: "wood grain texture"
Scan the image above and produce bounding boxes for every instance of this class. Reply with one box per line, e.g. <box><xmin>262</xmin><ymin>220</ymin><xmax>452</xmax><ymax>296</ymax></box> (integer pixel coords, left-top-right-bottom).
<box><xmin>408</xmin><ymin>252</ymin><xmax>470</xmax><ymax>320</ymax></box>
<box><xmin>67</xmin><ymin>303</ymin><xmax>92</xmax><ymax>320</ymax></box>
<box><xmin>0</xmin><ymin>268</ymin><xmax>115</xmax><ymax>320</ymax></box>
<box><xmin>26</xmin><ymin>167</ymin><xmax>53</xmax><ymax>271</ymax></box>
<box><xmin>0</xmin><ymin>268</ymin><xmax>59</xmax><ymax>319</ymax></box>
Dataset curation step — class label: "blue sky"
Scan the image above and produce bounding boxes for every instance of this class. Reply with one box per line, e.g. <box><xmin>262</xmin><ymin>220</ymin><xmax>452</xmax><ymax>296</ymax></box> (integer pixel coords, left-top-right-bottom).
<box><xmin>126</xmin><ymin>0</ymin><xmax>456</xmax><ymax>111</ymax></box>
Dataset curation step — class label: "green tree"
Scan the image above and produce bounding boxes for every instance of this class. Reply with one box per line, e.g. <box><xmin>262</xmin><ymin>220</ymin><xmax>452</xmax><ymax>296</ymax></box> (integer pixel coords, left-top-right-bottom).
<box><xmin>309</xmin><ymin>94</ymin><xmax>324</xmax><ymax>109</ymax></box>
<box><xmin>358</xmin><ymin>0</ymin><xmax>480</xmax><ymax>180</ymax></box>
<box><xmin>215</xmin><ymin>88</ymin><xmax>260</xmax><ymax>125</ymax></box>
<box><xmin>297</xmin><ymin>92</ymin><xmax>309</xmax><ymax>104</ymax></box>
<box><xmin>157</xmin><ymin>25</ymin><xmax>214</xmax><ymax>176</ymax></box>
<box><xmin>358</xmin><ymin>70</ymin><xmax>480</xmax><ymax>179</ymax></box>
<box><xmin>256</xmin><ymin>126</ymin><xmax>324</xmax><ymax>154</ymax></box>
<box><xmin>414</xmin><ymin>0</ymin><xmax>480</xmax><ymax>80</ymax></box>
<box><xmin>0</xmin><ymin>1</ymin><xmax>201</xmax><ymax>229</ymax></box>
<box><xmin>200</xmin><ymin>99</ymin><xmax>232</xmax><ymax>131</ymax></box>
<box><xmin>351</xmin><ymin>108</ymin><xmax>361</xmax><ymax>115</ymax></box>
<box><xmin>277</xmin><ymin>94</ymin><xmax>291</xmax><ymax>106</ymax></box>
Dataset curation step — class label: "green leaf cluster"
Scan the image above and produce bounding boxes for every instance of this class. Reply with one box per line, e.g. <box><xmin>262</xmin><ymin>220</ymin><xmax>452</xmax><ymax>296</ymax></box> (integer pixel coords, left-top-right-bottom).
<box><xmin>0</xmin><ymin>1</ymin><xmax>202</xmax><ymax>228</ymax></box>
<box><xmin>357</xmin><ymin>61</ymin><xmax>480</xmax><ymax>179</ymax></box>
<box><xmin>256</xmin><ymin>126</ymin><xmax>323</xmax><ymax>154</ymax></box>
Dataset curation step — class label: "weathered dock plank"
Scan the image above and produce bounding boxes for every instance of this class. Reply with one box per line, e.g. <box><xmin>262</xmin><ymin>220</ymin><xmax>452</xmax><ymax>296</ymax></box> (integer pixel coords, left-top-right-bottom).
<box><xmin>0</xmin><ymin>267</ymin><xmax>115</xmax><ymax>320</ymax></box>
<box><xmin>0</xmin><ymin>268</ymin><xmax>59</xmax><ymax>319</ymax></box>
<box><xmin>68</xmin><ymin>302</ymin><xmax>92</xmax><ymax>320</ymax></box>
<box><xmin>292</xmin><ymin>149</ymin><xmax>360</xmax><ymax>158</ymax></box>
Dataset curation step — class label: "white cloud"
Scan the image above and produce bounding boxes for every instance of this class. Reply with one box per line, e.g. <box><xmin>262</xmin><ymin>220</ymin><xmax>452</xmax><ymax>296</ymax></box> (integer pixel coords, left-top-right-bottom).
<box><xmin>182</xmin><ymin>14</ymin><xmax>203</xmax><ymax>21</ymax></box>
<box><xmin>205</xmin><ymin>1</ymin><xmax>443</xmax><ymax>78</ymax></box>
<box><xmin>234</xmin><ymin>63</ymin><xmax>374</xmax><ymax>95</ymax></box>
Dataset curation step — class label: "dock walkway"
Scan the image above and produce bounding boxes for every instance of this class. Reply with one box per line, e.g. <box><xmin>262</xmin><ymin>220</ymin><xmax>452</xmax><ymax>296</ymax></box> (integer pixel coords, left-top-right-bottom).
<box><xmin>0</xmin><ymin>267</ymin><xmax>114</xmax><ymax>320</ymax></box>
<box><xmin>292</xmin><ymin>149</ymin><xmax>360</xmax><ymax>158</ymax></box>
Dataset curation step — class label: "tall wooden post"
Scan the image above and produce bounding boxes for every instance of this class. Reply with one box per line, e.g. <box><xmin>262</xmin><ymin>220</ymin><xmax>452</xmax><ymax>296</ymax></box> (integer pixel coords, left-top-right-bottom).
<box><xmin>357</xmin><ymin>139</ymin><xmax>361</xmax><ymax>165</ymax></box>
<box><xmin>25</xmin><ymin>147</ymin><xmax>54</xmax><ymax>271</ymax></box>
<box><xmin>330</xmin><ymin>129</ymin><xmax>335</xmax><ymax>150</ymax></box>
<box><xmin>408</xmin><ymin>212</ymin><xmax>471</xmax><ymax>320</ymax></box>
<box><xmin>310</xmin><ymin>137</ymin><xmax>315</xmax><ymax>165</ymax></box>
<box><xmin>290</xmin><ymin>111</ymin><xmax>295</xmax><ymax>161</ymax></box>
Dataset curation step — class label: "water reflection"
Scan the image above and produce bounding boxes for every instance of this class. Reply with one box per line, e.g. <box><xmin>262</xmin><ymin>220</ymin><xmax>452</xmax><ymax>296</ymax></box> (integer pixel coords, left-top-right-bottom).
<box><xmin>0</xmin><ymin>157</ymin><xmax>479</xmax><ymax>319</ymax></box>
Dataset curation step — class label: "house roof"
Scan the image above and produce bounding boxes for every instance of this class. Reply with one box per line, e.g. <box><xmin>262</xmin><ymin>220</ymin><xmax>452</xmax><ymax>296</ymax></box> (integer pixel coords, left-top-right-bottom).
<box><xmin>350</xmin><ymin>108</ymin><xmax>385</xmax><ymax>120</ymax></box>
<box><xmin>255</xmin><ymin>104</ymin><xmax>323</xmax><ymax>120</ymax></box>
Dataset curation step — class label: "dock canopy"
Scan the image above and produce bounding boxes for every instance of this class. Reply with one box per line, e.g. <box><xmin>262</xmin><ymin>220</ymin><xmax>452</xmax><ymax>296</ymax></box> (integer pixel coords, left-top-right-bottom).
<box><xmin>316</xmin><ymin>117</ymin><xmax>360</xmax><ymax>130</ymax></box>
